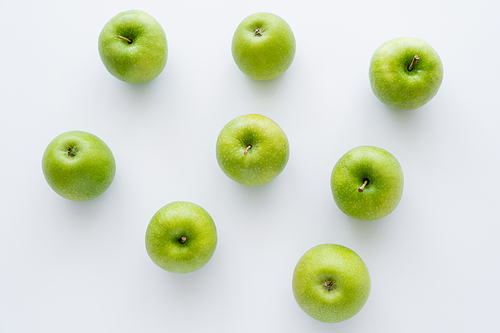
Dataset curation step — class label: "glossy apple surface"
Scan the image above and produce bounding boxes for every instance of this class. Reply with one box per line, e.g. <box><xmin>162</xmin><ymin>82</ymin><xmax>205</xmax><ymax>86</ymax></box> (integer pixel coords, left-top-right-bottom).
<box><xmin>231</xmin><ymin>12</ymin><xmax>296</xmax><ymax>80</ymax></box>
<box><xmin>42</xmin><ymin>131</ymin><xmax>116</xmax><ymax>201</ymax></box>
<box><xmin>145</xmin><ymin>201</ymin><xmax>217</xmax><ymax>274</ymax></box>
<box><xmin>292</xmin><ymin>244</ymin><xmax>371</xmax><ymax>323</ymax></box>
<box><xmin>98</xmin><ymin>10</ymin><xmax>167</xmax><ymax>83</ymax></box>
<box><xmin>369</xmin><ymin>37</ymin><xmax>443</xmax><ymax>110</ymax></box>
<box><xmin>331</xmin><ymin>146</ymin><xmax>404</xmax><ymax>220</ymax></box>
<box><xmin>216</xmin><ymin>114</ymin><xmax>289</xmax><ymax>187</ymax></box>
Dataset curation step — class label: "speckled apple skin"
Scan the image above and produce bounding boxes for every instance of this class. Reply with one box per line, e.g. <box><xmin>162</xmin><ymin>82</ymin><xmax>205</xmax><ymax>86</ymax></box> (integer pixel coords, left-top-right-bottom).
<box><xmin>331</xmin><ymin>146</ymin><xmax>404</xmax><ymax>220</ymax></box>
<box><xmin>231</xmin><ymin>12</ymin><xmax>296</xmax><ymax>80</ymax></box>
<box><xmin>145</xmin><ymin>202</ymin><xmax>217</xmax><ymax>274</ymax></box>
<box><xmin>292</xmin><ymin>244</ymin><xmax>371</xmax><ymax>323</ymax></box>
<box><xmin>369</xmin><ymin>37</ymin><xmax>443</xmax><ymax>110</ymax></box>
<box><xmin>42</xmin><ymin>131</ymin><xmax>116</xmax><ymax>201</ymax></box>
<box><xmin>216</xmin><ymin>114</ymin><xmax>289</xmax><ymax>187</ymax></box>
<box><xmin>98</xmin><ymin>10</ymin><xmax>167</xmax><ymax>84</ymax></box>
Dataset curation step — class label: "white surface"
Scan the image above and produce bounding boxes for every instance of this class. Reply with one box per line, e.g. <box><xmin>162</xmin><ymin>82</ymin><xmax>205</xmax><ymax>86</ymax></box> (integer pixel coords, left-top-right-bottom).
<box><xmin>1</xmin><ymin>1</ymin><xmax>499</xmax><ymax>332</ymax></box>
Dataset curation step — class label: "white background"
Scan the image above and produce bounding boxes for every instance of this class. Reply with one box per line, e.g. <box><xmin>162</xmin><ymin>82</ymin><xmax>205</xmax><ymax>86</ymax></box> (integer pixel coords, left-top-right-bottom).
<box><xmin>1</xmin><ymin>0</ymin><xmax>499</xmax><ymax>332</ymax></box>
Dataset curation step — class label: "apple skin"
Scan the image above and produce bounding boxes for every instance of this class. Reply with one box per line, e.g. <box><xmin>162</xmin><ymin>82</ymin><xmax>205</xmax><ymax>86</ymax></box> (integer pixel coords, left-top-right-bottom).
<box><xmin>98</xmin><ymin>10</ymin><xmax>167</xmax><ymax>83</ymax></box>
<box><xmin>42</xmin><ymin>131</ymin><xmax>116</xmax><ymax>201</ymax></box>
<box><xmin>292</xmin><ymin>244</ymin><xmax>371</xmax><ymax>323</ymax></box>
<box><xmin>216</xmin><ymin>114</ymin><xmax>289</xmax><ymax>187</ymax></box>
<box><xmin>231</xmin><ymin>12</ymin><xmax>296</xmax><ymax>80</ymax></box>
<box><xmin>369</xmin><ymin>37</ymin><xmax>443</xmax><ymax>110</ymax></box>
<box><xmin>331</xmin><ymin>146</ymin><xmax>404</xmax><ymax>220</ymax></box>
<box><xmin>145</xmin><ymin>201</ymin><xmax>217</xmax><ymax>274</ymax></box>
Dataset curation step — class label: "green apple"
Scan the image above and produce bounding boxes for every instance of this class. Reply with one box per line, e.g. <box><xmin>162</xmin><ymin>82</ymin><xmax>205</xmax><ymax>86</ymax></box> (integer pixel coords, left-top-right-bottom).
<box><xmin>42</xmin><ymin>131</ymin><xmax>116</xmax><ymax>201</ymax></box>
<box><xmin>369</xmin><ymin>37</ymin><xmax>443</xmax><ymax>110</ymax></box>
<box><xmin>98</xmin><ymin>10</ymin><xmax>167</xmax><ymax>83</ymax></box>
<box><xmin>216</xmin><ymin>114</ymin><xmax>289</xmax><ymax>187</ymax></box>
<box><xmin>292</xmin><ymin>244</ymin><xmax>371</xmax><ymax>323</ymax></box>
<box><xmin>145</xmin><ymin>201</ymin><xmax>217</xmax><ymax>274</ymax></box>
<box><xmin>231</xmin><ymin>12</ymin><xmax>296</xmax><ymax>80</ymax></box>
<box><xmin>331</xmin><ymin>146</ymin><xmax>404</xmax><ymax>220</ymax></box>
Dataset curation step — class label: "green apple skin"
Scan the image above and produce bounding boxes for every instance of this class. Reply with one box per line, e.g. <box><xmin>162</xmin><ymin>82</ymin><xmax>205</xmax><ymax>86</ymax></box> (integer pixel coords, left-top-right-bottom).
<box><xmin>42</xmin><ymin>131</ymin><xmax>116</xmax><ymax>201</ymax></box>
<box><xmin>369</xmin><ymin>37</ymin><xmax>443</xmax><ymax>110</ymax></box>
<box><xmin>145</xmin><ymin>202</ymin><xmax>218</xmax><ymax>274</ymax></box>
<box><xmin>98</xmin><ymin>10</ymin><xmax>167</xmax><ymax>84</ymax></box>
<box><xmin>292</xmin><ymin>244</ymin><xmax>371</xmax><ymax>323</ymax></box>
<box><xmin>231</xmin><ymin>12</ymin><xmax>296</xmax><ymax>80</ymax></box>
<box><xmin>216</xmin><ymin>114</ymin><xmax>289</xmax><ymax>187</ymax></box>
<box><xmin>331</xmin><ymin>146</ymin><xmax>404</xmax><ymax>220</ymax></box>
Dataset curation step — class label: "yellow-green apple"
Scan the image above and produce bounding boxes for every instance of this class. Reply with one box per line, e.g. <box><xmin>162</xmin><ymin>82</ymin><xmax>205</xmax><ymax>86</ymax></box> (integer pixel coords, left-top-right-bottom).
<box><xmin>292</xmin><ymin>244</ymin><xmax>371</xmax><ymax>323</ymax></box>
<box><xmin>145</xmin><ymin>202</ymin><xmax>217</xmax><ymax>274</ymax></box>
<box><xmin>231</xmin><ymin>12</ymin><xmax>296</xmax><ymax>80</ymax></box>
<box><xmin>369</xmin><ymin>37</ymin><xmax>443</xmax><ymax>110</ymax></box>
<box><xmin>331</xmin><ymin>146</ymin><xmax>404</xmax><ymax>220</ymax></box>
<box><xmin>98</xmin><ymin>10</ymin><xmax>167</xmax><ymax>83</ymax></box>
<box><xmin>42</xmin><ymin>131</ymin><xmax>116</xmax><ymax>201</ymax></box>
<box><xmin>216</xmin><ymin>114</ymin><xmax>289</xmax><ymax>187</ymax></box>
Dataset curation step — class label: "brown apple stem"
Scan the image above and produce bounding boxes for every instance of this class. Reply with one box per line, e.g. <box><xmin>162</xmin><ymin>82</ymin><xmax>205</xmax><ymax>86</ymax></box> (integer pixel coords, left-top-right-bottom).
<box><xmin>117</xmin><ymin>35</ymin><xmax>133</xmax><ymax>44</ymax></box>
<box><xmin>67</xmin><ymin>147</ymin><xmax>75</xmax><ymax>157</ymax></box>
<box><xmin>179</xmin><ymin>236</ymin><xmax>187</xmax><ymax>244</ymax></box>
<box><xmin>358</xmin><ymin>180</ymin><xmax>368</xmax><ymax>192</ymax></box>
<box><xmin>254</xmin><ymin>28</ymin><xmax>262</xmax><ymax>36</ymax></box>
<box><xmin>324</xmin><ymin>280</ymin><xmax>334</xmax><ymax>291</ymax></box>
<box><xmin>407</xmin><ymin>55</ymin><xmax>420</xmax><ymax>71</ymax></box>
<box><xmin>244</xmin><ymin>145</ymin><xmax>252</xmax><ymax>155</ymax></box>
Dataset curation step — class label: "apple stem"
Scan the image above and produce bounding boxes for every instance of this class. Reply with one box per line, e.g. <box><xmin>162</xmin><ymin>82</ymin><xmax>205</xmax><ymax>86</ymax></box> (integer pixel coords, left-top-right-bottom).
<box><xmin>67</xmin><ymin>147</ymin><xmax>76</xmax><ymax>157</ymax></box>
<box><xmin>244</xmin><ymin>145</ymin><xmax>252</xmax><ymax>155</ymax></box>
<box><xmin>117</xmin><ymin>35</ymin><xmax>133</xmax><ymax>44</ymax></box>
<box><xmin>324</xmin><ymin>281</ymin><xmax>335</xmax><ymax>291</ymax></box>
<box><xmin>407</xmin><ymin>55</ymin><xmax>420</xmax><ymax>71</ymax></box>
<box><xmin>179</xmin><ymin>236</ymin><xmax>187</xmax><ymax>244</ymax></box>
<box><xmin>358</xmin><ymin>180</ymin><xmax>368</xmax><ymax>192</ymax></box>
<box><xmin>254</xmin><ymin>28</ymin><xmax>262</xmax><ymax>36</ymax></box>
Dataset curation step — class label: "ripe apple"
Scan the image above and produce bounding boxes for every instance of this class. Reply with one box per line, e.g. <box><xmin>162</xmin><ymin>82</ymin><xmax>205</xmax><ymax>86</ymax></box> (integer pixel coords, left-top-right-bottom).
<box><xmin>42</xmin><ymin>131</ymin><xmax>116</xmax><ymax>201</ymax></box>
<box><xmin>331</xmin><ymin>146</ymin><xmax>404</xmax><ymax>220</ymax></box>
<box><xmin>98</xmin><ymin>10</ymin><xmax>168</xmax><ymax>83</ymax></box>
<box><xmin>216</xmin><ymin>114</ymin><xmax>289</xmax><ymax>187</ymax></box>
<box><xmin>145</xmin><ymin>201</ymin><xmax>217</xmax><ymax>274</ymax></box>
<box><xmin>231</xmin><ymin>12</ymin><xmax>296</xmax><ymax>80</ymax></box>
<box><xmin>292</xmin><ymin>244</ymin><xmax>371</xmax><ymax>323</ymax></box>
<box><xmin>369</xmin><ymin>37</ymin><xmax>443</xmax><ymax>110</ymax></box>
